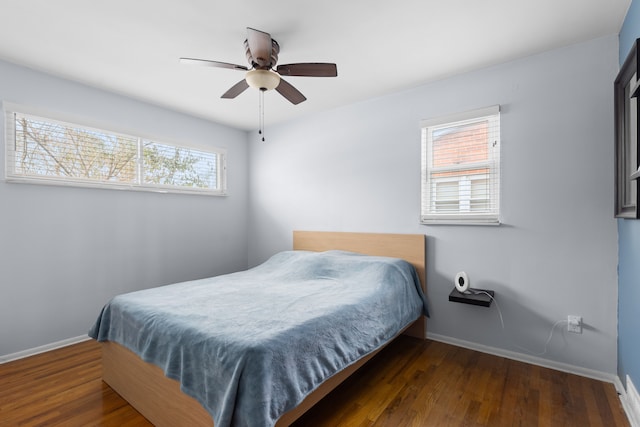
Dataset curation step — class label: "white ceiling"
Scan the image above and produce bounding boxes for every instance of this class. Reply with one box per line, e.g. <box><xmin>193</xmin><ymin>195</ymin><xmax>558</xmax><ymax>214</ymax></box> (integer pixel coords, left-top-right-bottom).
<box><xmin>0</xmin><ymin>0</ymin><xmax>631</xmax><ymax>131</ymax></box>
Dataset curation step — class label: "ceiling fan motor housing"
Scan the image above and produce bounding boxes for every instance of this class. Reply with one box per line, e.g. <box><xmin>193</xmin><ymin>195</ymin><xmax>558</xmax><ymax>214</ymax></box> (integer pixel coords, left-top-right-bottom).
<box><xmin>244</xmin><ymin>38</ymin><xmax>280</xmax><ymax>69</ymax></box>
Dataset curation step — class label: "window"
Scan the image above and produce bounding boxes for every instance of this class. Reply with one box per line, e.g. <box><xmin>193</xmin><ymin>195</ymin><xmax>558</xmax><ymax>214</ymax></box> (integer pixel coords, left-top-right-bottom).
<box><xmin>614</xmin><ymin>38</ymin><xmax>640</xmax><ymax>218</ymax></box>
<box><xmin>421</xmin><ymin>106</ymin><xmax>500</xmax><ymax>224</ymax></box>
<box><xmin>4</xmin><ymin>106</ymin><xmax>226</xmax><ymax>195</ymax></box>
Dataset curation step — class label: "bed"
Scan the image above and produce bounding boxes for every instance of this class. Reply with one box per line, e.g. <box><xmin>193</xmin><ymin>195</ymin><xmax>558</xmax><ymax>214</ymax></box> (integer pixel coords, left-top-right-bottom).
<box><xmin>89</xmin><ymin>231</ymin><xmax>427</xmax><ymax>427</ymax></box>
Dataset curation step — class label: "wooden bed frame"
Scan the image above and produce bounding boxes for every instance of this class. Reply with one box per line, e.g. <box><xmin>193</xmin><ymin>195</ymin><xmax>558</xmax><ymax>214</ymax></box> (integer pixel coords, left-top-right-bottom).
<box><xmin>100</xmin><ymin>231</ymin><xmax>426</xmax><ymax>427</ymax></box>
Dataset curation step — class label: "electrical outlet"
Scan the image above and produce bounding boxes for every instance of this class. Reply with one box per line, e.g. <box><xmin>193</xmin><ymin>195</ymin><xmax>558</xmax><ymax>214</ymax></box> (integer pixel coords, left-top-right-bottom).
<box><xmin>567</xmin><ymin>315</ymin><xmax>582</xmax><ymax>334</ymax></box>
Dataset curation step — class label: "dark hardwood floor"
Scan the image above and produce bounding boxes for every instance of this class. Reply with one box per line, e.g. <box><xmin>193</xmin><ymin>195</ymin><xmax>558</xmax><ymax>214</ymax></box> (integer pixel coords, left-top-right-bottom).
<box><xmin>0</xmin><ymin>337</ymin><xmax>629</xmax><ymax>426</ymax></box>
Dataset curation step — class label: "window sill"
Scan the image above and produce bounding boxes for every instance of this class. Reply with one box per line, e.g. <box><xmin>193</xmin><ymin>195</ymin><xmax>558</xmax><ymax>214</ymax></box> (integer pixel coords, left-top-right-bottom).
<box><xmin>5</xmin><ymin>176</ymin><xmax>227</xmax><ymax>197</ymax></box>
<box><xmin>421</xmin><ymin>217</ymin><xmax>500</xmax><ymax>226</ymax></box>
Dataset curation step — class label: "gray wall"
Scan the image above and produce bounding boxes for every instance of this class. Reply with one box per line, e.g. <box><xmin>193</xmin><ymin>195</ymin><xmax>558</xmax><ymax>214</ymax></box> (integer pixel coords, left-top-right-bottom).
<box><xmin>0</xmin><ymin>60</ymin><xmax>249</xmax><ymax>356</ymax></box>
<box><xmin>248</xmin><ymin>36</ymin><xmax>619</xmax><ymax>374</ymax></box>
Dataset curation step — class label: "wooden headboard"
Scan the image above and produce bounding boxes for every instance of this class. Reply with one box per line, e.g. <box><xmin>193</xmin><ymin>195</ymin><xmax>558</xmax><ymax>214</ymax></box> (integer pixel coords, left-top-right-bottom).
<box><xmin>292</xmin><ymin>230</ymin><xmax>426</xmax><ymax>339</ymax></box>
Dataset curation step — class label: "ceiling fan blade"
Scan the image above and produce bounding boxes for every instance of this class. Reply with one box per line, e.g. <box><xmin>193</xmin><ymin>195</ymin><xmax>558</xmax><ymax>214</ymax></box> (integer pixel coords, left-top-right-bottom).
<box><xmin>180</xmin><ymin>57</ymin><xmax>248</xmax><ymax>71</ymax></box>
<box><xmin>246</xmin><ymin>27</ymin><xmax>273</xmax><ymax>68</ymax></box>
<box><xmin>276</xmin><ymin>63</ymin><xmax>337</xmax><ymax>77</ymax></box>
<box><xmin>221</xmin><ymin>79</ymin><xmax>250</xmax><ymax>99</ymax></box>
<box><xmin>276</xmin><ymin>79</ymin><xmax>307</xmax><ymax>105</ymax></box>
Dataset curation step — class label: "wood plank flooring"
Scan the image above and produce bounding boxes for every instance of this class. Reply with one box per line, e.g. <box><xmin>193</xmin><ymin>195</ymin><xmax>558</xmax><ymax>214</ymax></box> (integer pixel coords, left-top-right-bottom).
<box><xmin>0</xmin><ymin>336</ymin><xmax>629</xmax><ymax>426</ymax></box>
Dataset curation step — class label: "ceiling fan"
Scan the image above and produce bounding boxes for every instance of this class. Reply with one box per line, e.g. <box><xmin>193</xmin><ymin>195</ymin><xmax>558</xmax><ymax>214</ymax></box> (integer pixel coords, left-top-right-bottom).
<box><xmin>180</xmin><ymin>27</ymin><xmax>338</xmax><ymax>105</ymax></box>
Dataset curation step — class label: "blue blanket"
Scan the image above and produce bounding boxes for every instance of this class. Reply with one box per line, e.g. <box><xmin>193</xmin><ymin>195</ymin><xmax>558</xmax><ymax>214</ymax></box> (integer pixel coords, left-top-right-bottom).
<box><xmin>89</xmin><ymin>250</ymin><xmax>428</xmax><ymax>427</ymax></box>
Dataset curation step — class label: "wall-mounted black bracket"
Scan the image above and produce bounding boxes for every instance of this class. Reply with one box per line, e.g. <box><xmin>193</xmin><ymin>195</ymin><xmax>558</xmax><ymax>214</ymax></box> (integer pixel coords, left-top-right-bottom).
<box><xmin>449</xmin><ymin>288</ymin><xmax>494</xmax><ymax>307</ymax></box>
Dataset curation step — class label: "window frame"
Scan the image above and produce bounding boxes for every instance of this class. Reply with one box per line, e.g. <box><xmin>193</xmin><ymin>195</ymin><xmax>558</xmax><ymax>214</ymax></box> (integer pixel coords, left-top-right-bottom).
<box><xmin>4</xmin><ymin>103</ymin><xmax>227</xmax><ymax>196</ymax></box>
<box><xmin>420</xmin><ymin>105</ymin><xmax>501</xmax><ymax>225</ymax></box>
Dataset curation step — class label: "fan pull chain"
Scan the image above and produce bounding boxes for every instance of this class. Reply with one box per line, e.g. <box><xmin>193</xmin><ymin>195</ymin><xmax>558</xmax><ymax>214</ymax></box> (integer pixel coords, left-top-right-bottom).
<box><xmin>258</xmin><ymin>89</ymin><xmax>265</xmax><ymax>142</ymax></box>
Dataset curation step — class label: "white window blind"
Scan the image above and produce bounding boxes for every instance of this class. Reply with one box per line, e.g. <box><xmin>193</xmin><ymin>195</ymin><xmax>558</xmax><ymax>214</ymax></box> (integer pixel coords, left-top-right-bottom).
<box><xmin>420</xmin><ymin>106</ymin><xmax>500</xmax><ymax>224</ymax></box>
<box><xmin>5</xmin><ymin>107</ymin><xmax>226</xmax><ymax>195</ymax></box>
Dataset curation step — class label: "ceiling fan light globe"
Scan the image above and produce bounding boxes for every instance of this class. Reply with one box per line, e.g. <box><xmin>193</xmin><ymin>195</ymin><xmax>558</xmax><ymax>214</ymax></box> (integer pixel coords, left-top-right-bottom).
<box><xmin>246</xmin><ymin>69</ymin><xmax>281</xmax><ymax>91</ymax></box>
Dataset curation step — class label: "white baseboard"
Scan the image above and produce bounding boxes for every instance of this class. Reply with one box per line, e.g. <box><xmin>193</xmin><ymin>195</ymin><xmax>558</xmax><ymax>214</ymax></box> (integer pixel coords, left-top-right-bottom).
<box><xmin>0</xmin><ymin>335</ymin><xmax>90</xmax><ymax>364</ymax></box>
<box><xmin>427</xmin><ymin>332</ymin><xmax>619</xmax><ymax>386</ymax></box>
<box><xmin>620</xmin><ymin>375</ymin><xmax>640</xmax><ymax>427</ymax></box>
